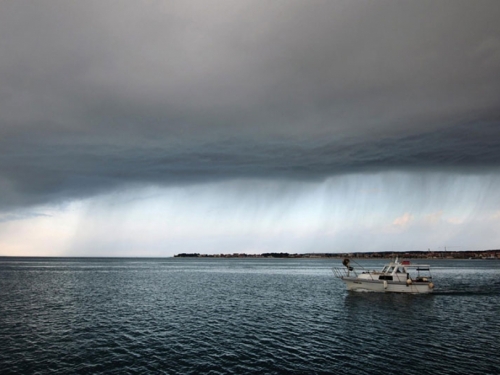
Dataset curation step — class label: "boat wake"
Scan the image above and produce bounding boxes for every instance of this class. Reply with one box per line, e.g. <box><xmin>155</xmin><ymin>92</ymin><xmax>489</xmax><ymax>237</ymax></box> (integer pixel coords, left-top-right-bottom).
<box><xmin>350</xmin><ymin>288</ymin><xmax>377</xmax><ymax>293</ymax></box>
<box><xmin>432</xmin><ymin>288</ymin><xmax>500</xmax><ymax>296</ymax></box>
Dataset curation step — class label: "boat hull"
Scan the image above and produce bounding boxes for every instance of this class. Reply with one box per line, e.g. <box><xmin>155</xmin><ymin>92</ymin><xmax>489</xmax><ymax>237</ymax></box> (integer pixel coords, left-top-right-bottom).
<box><xmin>342</xmin><ymin>277</ymin><xmax>433</xmax><ymax>294</ymax></box>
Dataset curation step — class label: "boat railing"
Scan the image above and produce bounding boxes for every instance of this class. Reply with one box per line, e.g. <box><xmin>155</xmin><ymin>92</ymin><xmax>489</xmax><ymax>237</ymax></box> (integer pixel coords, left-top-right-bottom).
<box><xmin>332</xmin><ymin>267</ymin><xmax>357</xmax><ymax>278</ymax></box>
<box><xmin>405</xmin><ymin>264</ymin><xmax>430</xmax><ymax>269</ymax></box>
<box><xmin>400</xmin><ymin>263</ymin><xmax>433</xmax><ymax>283</ymax></box>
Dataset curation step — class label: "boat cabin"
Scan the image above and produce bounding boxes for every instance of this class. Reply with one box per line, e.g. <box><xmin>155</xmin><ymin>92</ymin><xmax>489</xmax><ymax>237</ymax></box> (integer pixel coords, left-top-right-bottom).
<box><xmin>376</xmin><ymin>260</ymin><xmax>431</xmax><ymax>283</ymax></box>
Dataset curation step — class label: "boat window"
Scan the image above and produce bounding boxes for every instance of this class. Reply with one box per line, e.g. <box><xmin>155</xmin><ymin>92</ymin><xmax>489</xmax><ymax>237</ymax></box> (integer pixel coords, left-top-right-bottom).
<box><xmin>382</xmin><ymin>266</ymin><xmax>388</xmax><ymax>273</ymax></box>
<box><xmin>388</xmin><ymin>266</ymin><xmax>395</xmax><ymax>273</ymax></box>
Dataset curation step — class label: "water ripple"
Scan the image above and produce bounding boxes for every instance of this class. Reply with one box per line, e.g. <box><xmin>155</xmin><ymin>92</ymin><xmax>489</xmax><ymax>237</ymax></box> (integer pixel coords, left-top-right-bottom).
<box><xmin>1</xmin><ymin>258</ymin><xmax>499</xmax><ymax>374</ymax></box>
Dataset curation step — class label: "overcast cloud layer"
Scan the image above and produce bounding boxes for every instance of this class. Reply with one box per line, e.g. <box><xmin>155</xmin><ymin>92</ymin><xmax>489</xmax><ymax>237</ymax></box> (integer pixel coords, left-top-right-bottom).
<box><xmin>1</xmin><ymin>1</ymin><xmax>500</xmax><ymax>255</ymax></box>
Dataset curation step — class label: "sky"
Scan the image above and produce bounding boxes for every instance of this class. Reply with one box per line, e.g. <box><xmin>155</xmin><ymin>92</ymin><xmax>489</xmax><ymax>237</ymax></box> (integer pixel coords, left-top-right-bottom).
<box><xmin>1</xmin><ymin>0</ymin><xmax>500</xmax><ymax>256</ymax></box>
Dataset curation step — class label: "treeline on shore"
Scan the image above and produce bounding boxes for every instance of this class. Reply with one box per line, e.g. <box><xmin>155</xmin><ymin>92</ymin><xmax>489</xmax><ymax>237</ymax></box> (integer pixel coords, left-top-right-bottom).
<box><xmin>174</xmin><ymin>250</ymin><xmax>499</xmax><ymax>259</ymax></box>
<box><xmin>174</xmin><ymin>252</ymin><xmax>299</xmax><ymax>258</ymax></box>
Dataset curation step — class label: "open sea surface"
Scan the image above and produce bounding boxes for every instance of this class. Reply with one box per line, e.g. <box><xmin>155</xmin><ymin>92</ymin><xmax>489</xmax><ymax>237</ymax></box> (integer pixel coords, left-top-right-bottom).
<box><xmin>0</xmin><ymin>257</ymin><xmax>499</xmax><ymax>374</ymax></box>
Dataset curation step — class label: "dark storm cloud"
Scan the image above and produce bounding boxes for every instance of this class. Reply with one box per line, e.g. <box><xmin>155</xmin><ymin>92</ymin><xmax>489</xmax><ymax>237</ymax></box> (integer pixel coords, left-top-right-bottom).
<box><xmin>2</xmin><ymin>121</ymin><xmax>499</xmax><ymax>210</ymax></box>
<box><xmin>1</xmin><ymin>0</ymin><xmax>500</xmax><ymax>210</ymax></box>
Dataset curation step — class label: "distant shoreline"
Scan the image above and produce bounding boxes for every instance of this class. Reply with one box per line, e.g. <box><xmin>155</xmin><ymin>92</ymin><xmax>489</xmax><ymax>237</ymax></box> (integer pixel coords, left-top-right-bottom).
<box><xmin>174</xmin><ymin>250</ymin><xmax>499</xmax><ymax>260</ymax></box>
<box><xmin>1</xmin><ymin>250</ymin><xmax>498</xmax><ymax>259</ymax></box>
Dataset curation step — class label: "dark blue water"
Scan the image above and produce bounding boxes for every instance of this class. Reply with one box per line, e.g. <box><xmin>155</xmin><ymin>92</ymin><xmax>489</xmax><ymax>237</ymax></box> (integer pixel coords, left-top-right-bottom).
<box><xmin>1</xmin><ymin>258</ymin><xmax>499</xmax><ymax>374</ymax></box>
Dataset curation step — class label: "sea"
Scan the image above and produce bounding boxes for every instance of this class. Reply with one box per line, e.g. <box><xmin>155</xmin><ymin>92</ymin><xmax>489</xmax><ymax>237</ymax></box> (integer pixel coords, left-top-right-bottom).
<box><xmin>0</xmin><ymin>257</ymin><xmax>499</xmax><ymax>375</ymax></box>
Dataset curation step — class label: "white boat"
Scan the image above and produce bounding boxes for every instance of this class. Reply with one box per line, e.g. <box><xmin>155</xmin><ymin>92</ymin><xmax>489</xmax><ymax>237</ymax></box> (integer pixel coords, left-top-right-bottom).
<box><xmin>332</xmin><ymin>258</ymin><xmax>434</xmax><ymax>294</ymax></box>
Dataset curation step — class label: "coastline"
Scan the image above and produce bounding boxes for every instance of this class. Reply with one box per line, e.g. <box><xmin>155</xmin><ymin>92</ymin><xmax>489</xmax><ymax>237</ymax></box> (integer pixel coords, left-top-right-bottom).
<box><xmin>175</xmin><ymin>250</ymin><xmax>500</xmax><ymax>260</ymax></box>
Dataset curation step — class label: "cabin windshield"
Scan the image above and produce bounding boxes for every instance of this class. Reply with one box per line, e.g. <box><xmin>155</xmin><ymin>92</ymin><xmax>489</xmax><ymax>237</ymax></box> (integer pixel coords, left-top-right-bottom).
<box><xmin>381</xmin><ymin>266</ymin><xmax>389</xmax><ymax>273</ymax></box>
